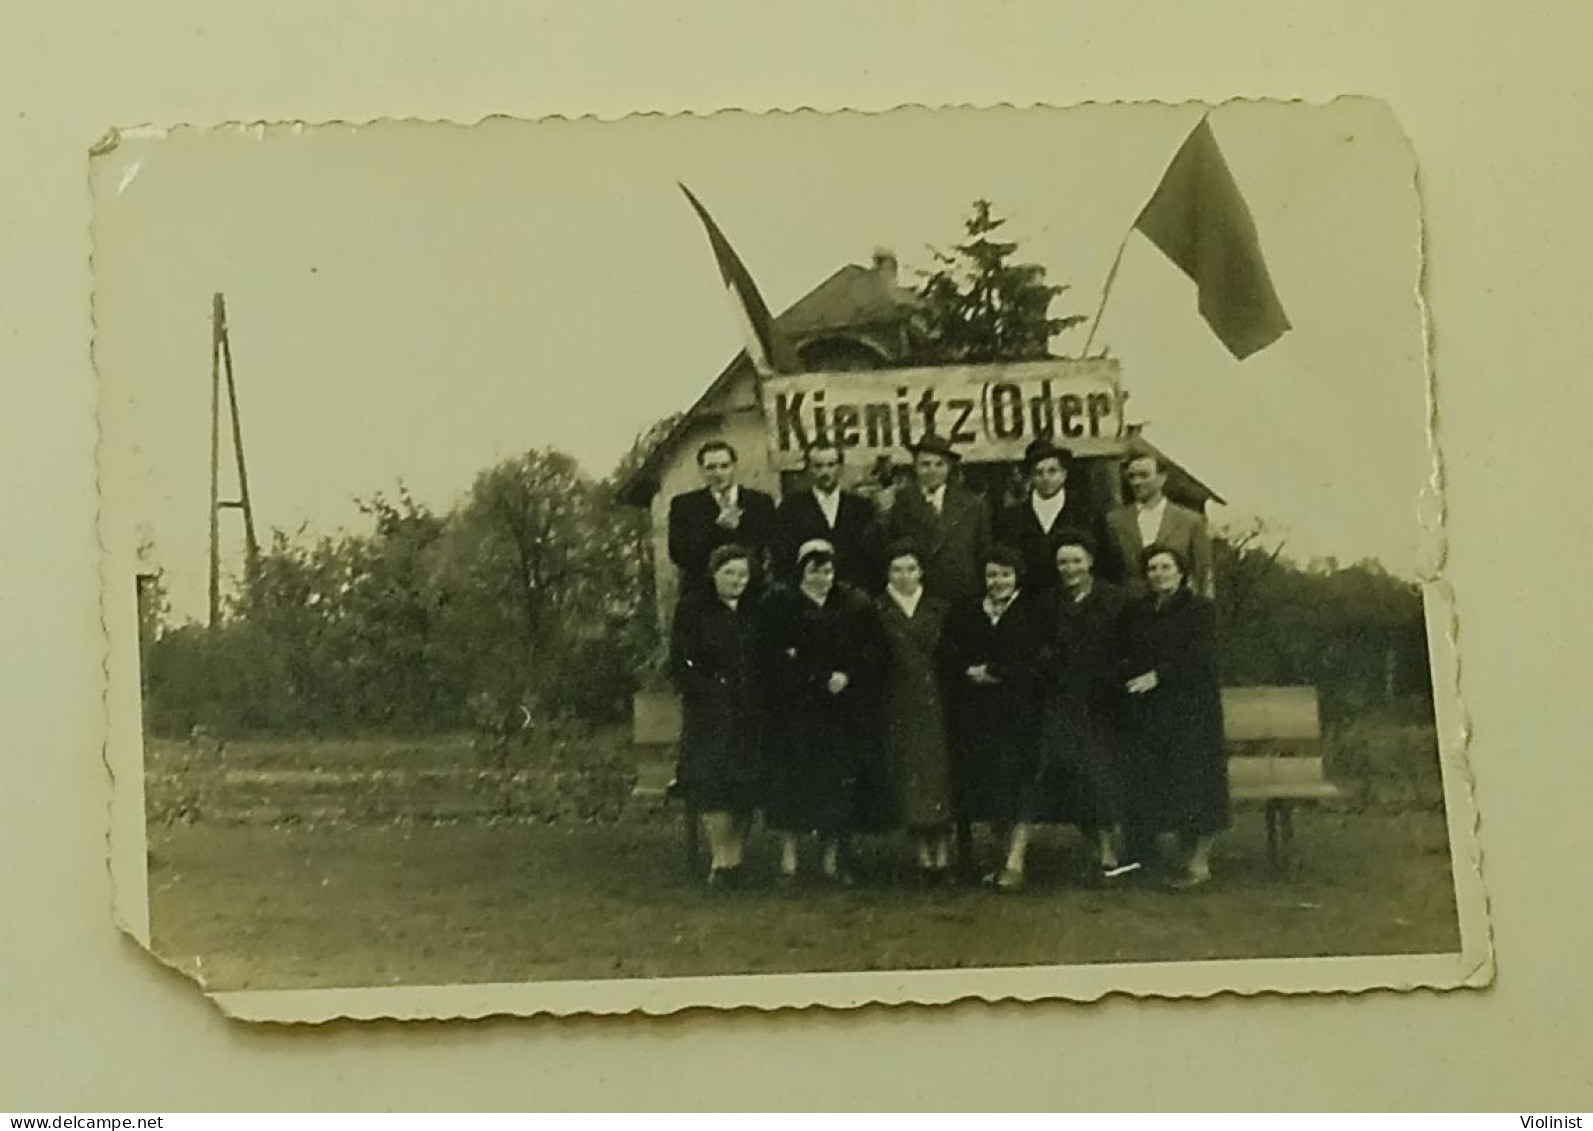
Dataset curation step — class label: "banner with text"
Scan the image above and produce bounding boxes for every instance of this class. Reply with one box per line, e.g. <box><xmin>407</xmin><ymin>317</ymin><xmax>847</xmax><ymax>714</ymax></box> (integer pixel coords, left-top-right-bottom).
<box><xmin>762</xmin><ymin>358</ymin><xmax>1126</xmax><ymax>469</ymax></box>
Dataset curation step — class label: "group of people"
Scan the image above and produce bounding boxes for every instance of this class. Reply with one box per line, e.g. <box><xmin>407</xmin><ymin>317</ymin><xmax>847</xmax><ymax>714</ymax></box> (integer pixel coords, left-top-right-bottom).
<box><xmin>666</xmin><ymin>431</ymin><xmax>1227</xmax><ymax>893</ymax></box>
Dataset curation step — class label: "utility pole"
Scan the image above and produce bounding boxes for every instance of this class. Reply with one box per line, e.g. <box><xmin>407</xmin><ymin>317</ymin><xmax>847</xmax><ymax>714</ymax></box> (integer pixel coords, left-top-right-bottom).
<box><xmin>208</xmin><ymin>296</ymin><xmax>222</xmax><ymax>629</ymax></box>
<box><xmin>207</xmin><ymin>292</ymin><xmax>261</xmax><ymax>629</ymax></box>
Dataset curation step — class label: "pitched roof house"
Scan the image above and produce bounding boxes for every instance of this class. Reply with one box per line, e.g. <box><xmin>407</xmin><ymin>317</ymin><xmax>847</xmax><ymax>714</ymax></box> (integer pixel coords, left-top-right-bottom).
<box><xmin>622</xmin><ymin>249</ymin><xmax>1221</xmax><ymax>623</ymax></box>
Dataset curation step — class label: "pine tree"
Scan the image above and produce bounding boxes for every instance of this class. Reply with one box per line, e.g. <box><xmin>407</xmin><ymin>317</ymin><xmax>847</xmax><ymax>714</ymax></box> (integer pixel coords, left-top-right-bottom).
<box><xmin>912</xmin><ymin>200</ymin><xmax>1086</xmax><ymax>363</ymax></box>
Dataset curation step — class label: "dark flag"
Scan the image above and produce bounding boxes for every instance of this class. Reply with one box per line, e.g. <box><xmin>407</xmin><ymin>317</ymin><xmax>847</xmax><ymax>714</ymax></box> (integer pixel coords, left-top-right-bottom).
<box><xmin>678</xmin><ymin>183</ymin><xmax>800</xmax><ymax>376</ymax></box>
<box><xmin>1134</xmin><ymin>117</ymin><xmax>1292</xmax><ymax>359</ymax></box>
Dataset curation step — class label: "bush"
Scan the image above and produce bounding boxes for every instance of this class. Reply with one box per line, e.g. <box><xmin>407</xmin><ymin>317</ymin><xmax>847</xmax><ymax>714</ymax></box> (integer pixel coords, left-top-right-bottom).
<box><xmin>141</xmin><ymin>453</ymin><xmax>663</xmax><ymax>738</ymax></box>
<box><xmin>1213</xmin><ymin>521</ymin><xmax>1434</xmax><ymax>716</ymax></box>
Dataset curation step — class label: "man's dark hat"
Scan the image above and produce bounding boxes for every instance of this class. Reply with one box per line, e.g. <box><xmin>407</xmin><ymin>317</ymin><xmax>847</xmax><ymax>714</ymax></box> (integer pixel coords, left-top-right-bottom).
<box><xmin>1023</xmin><ymin>436</ymin><xmax>1074</xmax><ymax>468</ymax></box>
<box><xmin>906</xmin><ymin>432</ymin><xmax>961</xmax><ymax>461</ymax></box>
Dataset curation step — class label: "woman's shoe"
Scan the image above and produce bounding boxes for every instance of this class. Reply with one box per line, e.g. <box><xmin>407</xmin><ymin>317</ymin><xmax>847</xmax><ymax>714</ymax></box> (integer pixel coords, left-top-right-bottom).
<box><xmin>992</xmin><ymin>867</ymin><xmax>1026</xmax><ymax>893</ymax></box>
<box><xmin>1164</xmin><ymin>866</ymin><xmax>1212</xmax><ymax>892</ymax></box>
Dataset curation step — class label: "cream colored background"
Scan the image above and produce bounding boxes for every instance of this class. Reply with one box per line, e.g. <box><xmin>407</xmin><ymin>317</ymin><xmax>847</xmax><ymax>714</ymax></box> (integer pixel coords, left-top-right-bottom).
<box><xmin>2</xmin><ymin>0</ymin><xmax>1590</xmax><ymax>1111</ymax></box>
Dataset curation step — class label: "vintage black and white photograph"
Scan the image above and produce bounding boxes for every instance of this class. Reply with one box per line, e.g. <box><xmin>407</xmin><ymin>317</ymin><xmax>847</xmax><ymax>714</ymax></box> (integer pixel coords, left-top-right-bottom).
<box><xmin>94</xmin><ymin>99</ymin><xmax>1489</xmax><ymax>1019</ymax></box>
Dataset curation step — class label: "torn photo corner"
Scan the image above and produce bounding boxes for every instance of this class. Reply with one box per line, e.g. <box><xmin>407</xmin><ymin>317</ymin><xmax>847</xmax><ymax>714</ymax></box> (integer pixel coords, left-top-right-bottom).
<box><xmin>93</xmin><ymin>97</ymin><xmax>1491</xmax><ymax>1024</ymax></box>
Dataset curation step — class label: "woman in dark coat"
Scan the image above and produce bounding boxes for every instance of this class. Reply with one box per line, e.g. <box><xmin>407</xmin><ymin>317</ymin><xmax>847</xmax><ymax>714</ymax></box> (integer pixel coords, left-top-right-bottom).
<box><xmin>1000</xmin><ymin>528</ymin><xmax>1130</xmax><ymax>889</ymax></box>
<box><xmin>874</xmin><ymin>539</ymin><xmax>956</xmax><ymax>882</ymax></box>
<box><xmin>943</xmin><ymin>544</ymin><xmax>1049</xmax><ymax>884</ymax></box>
<box><xmin>764</xmin><ymin>538</ymin><xmax>879</xmax><ymax>884</ymax></box>
<box><xmin>669</xmin><ymin>543</ymin><xmax>764</xmax><ymax>886</ymax></box>
<box><xmin>1118</xmin><ymin>543</ymin><xmax>1230</xmax><ymax>889</ymax></box>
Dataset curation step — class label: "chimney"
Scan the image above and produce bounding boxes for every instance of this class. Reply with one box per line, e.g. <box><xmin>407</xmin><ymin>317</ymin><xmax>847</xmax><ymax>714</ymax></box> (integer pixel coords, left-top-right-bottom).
<box><xmin>872</xmin><ymin>247</ymin><xmax>898</xmax><ymax>285</ymax></box>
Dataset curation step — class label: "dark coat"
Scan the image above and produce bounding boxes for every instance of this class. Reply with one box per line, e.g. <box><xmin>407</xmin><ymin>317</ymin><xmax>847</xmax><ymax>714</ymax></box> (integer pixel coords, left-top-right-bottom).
<box><xmin>1027</xmin><ymin>579</ymin><xmax>1130</xmax><ymax>829</ymax></box>
<box><xmin>882</xmin><ymin>483</ymin><xmax>993</xmax><ymax>605</ymax></box>
<box><xmin>942</xmin><ymin>590</ymin><xmax>1049</xmax><ymax>825</ymax></box>
<box><xmin>667</xmin><ymin>486</ymin><xmax>778</xmax><ymax>596</ymax></box>
<box><xmin>1117</xmin><ymin>587</ymin><xmax>1230</xmax><ymax>837</ymax></box>
<box><xmin>775</xmin><ymin>488</ymin><xmax>880</xmax><ymax>592</ymax></box>
<box><xmin>874</xmin><ymin>591</ymin><xmax>955</xmax><ymax>831</ymax></box>
<box><xmin>668</xmin><ymin>591</ymin><xmax>765</xmax><ymax>813</ymax></box>
<box><xmin>763</xmin><ymin>583</ymin><xmax>880</xmax><ymax>835</ymax></box>
<box><xmin>996</xmin><ymin>491</ymin><xmax>1109</xmax><ymax>596</ymax></box>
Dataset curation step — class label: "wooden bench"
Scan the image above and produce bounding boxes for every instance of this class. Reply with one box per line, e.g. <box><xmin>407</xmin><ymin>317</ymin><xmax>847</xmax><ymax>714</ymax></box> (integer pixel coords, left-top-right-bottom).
<box><xmin>631</xmin><ymin>691</ymin><xmax>702</xmax><ymax>865</ymax></box>
<box><xmin>1223</xmin><ymin>685</ymin><xmax>1345</xmax><ymax>874</ymax></box>
<box><xmin>632</xmin><ymin>690</ymin><xmax>684</xmax><ymax>797</ymax></box>
<box><xmin>635</xmin><ymin>684</ymin><xmax>1345</xmax><ymax>875</ymax></box>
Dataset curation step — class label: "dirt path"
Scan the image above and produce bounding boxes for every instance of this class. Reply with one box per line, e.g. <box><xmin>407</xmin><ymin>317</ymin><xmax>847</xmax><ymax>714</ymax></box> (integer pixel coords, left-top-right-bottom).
<box><xmin>146</xmin><ymin>808</ymin><xmax>1461</xmax><ymax>992</ymax></box>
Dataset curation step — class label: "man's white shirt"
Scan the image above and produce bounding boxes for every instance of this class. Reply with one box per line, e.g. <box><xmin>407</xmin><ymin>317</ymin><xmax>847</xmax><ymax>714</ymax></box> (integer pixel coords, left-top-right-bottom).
<box><xmin>1136</xmin><ymin>497</ymin><xmax>1168</xmax><ymax>547</ymax></box>
<box><xmin>813</xmin><ymin>486</ymin><xmax>842</xmax><ymax>528</ymax></box>
<box><xmin>1030</xmin><ymin>488</ymin><xmax>1067</xmax><ymax>532</ymax></box>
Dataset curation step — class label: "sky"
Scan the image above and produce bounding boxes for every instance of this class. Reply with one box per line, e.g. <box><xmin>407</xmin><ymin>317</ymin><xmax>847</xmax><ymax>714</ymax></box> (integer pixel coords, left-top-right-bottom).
<box><xmin>92</xmin><ymin>99</ymin><xmax>1430</xmax><ymax>624</ymax></box>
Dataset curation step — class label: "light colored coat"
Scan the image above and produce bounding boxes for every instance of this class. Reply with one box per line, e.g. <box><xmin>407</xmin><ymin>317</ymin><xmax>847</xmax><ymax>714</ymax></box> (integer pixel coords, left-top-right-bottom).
<box><xmin>1106</xmin><ymin>500</ymin><xmax>1215</xmax><ymax>598</ymax></box>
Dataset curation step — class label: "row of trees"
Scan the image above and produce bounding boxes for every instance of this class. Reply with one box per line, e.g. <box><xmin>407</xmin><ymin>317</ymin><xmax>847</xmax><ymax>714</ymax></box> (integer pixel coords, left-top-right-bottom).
<box><xmin>1212</xmin><ymin>520</ymin><xmax>1431</xmax><ymax>722</ymax></box>
<box><xmin>141</xmin><ymin>421</ymin><xmax>675</xmax><ymax>737</ymax></box>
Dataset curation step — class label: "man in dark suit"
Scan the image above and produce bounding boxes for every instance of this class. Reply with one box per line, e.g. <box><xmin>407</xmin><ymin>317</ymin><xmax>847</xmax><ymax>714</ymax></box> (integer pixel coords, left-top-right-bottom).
<box><xmin>881</xmin><ymin>433</ymin><xmax>992</xmax><ymax>607</ymax></box>
<box><xmin>1105</xmin><ymin>452</ymin><xmax>1214</xmax><ymax>597</ymax></box>
<box><xmin>995</xmin><ymin>436</ymin><xmax>1107</xmax><ymax>595</ymax></box>
<box><xmin>667</xmin><ymin>439</ymin><xmax>778</xmax><ymax>597</ymax></box>
<box><xmin>775</xmin><ymin>440</ymin><xmax>880</xmax><ymax>592</ymax></box>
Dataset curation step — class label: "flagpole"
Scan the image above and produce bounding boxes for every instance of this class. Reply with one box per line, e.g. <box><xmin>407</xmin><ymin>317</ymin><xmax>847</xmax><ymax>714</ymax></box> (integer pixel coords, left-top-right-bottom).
<box><xmin>1079</xmin><ymin>230</ymin><xmax>1131</xmax><ymax>358</ymax></box>
<box><xmin>1079</xmin><ymin>110</ymin><xmax>1223</xmax><ymax>361</ymax></box>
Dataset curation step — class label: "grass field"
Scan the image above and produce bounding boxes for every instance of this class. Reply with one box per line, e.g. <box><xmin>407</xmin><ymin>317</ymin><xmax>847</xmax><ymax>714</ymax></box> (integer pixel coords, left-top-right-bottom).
<box><xmin>146</xmin><ymin>804</ymin><xmax>1462</xmax><ymax>993</ymax></box>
